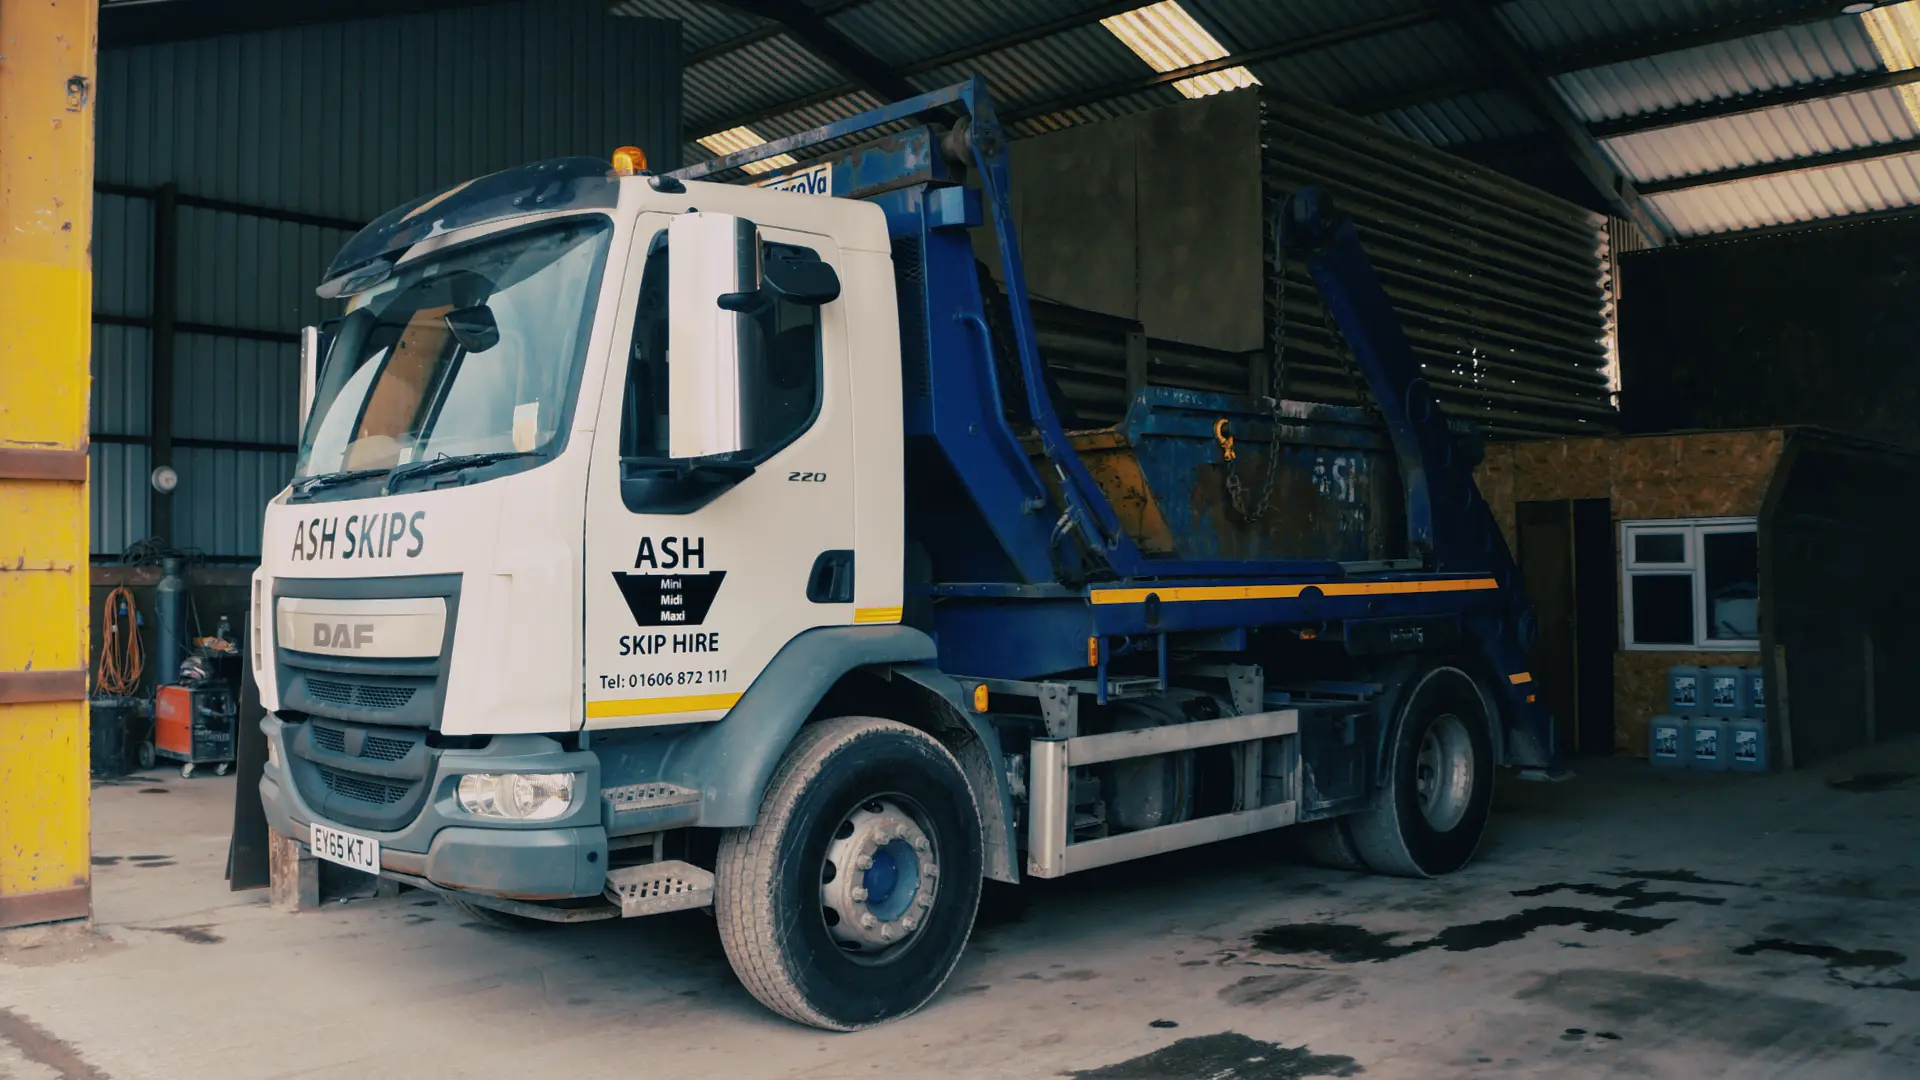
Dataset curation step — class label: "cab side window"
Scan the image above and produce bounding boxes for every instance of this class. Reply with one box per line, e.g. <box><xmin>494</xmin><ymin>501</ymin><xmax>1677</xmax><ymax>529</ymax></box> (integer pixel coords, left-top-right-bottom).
<box><xmin>619</xmin><ymin>236</ymin><xmax>824</xmax><ymax>462</ymax></box>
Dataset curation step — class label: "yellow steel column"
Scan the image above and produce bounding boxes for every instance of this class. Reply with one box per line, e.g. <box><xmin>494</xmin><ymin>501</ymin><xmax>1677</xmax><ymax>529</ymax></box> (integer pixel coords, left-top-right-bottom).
<box><xmin>0</xmin><ymin>0</ymin><xmax>97</xmax><ymax>928</ymax></box>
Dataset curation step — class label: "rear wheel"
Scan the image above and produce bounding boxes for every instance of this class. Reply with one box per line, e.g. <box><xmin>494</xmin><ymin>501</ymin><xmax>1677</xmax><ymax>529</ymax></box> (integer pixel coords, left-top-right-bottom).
<box><xmin>1346</xmin><ymin>665</ymin><xmax>1494</xmax><ymax>878</ymax></box>
<box><xmin>1292</xmin><ymin>818</ymin><xmax>1366</xmax><ymax>872</ymax></box>
<box><xmin>716</xmin><ymin>717</ymin><xmax>983</xmax><ymax>1031</ymax></box>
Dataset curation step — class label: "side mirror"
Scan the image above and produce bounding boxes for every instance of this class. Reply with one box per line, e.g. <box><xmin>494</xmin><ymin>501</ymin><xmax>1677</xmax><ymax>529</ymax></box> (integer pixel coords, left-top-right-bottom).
<box><xmin>444</xmin><ymin>304</ymin><xmax>500</xmax><ymax>352</ymax></box>
<box><xmin>764</xmin><ymin>247</ymin><xmax>840</xmax><ymax>306</ymax></box>
<box><xmin>298</xmin><ymin>325</ymin><xmax>334</xmax><ymax>430</ymax></box>
<box><xmin>667</xmin><ymin>212</ymin><xmax>760</xmax><ymax>459</ymax></box>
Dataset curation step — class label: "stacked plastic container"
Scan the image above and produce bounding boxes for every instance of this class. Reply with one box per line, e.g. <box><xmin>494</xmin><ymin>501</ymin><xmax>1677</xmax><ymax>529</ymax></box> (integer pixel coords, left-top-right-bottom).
<box><xmin>1730</xmin><ymin>666</ymin><xmax>1767</xmax><ymax>772</ymax></box>
<box><xmin>1653</xmin><ymin>664</ymin><xmax>1767</xmax><ymax>772</ymax></box>
<box><xmin>1649</xmin><ymin>666</ymin><xmax>1697</xmax><ymax>769</ymax></box>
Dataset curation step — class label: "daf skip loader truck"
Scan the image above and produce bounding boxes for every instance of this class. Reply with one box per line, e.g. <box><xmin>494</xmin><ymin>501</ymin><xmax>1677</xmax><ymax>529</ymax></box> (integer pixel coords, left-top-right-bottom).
<box><xmin>256</xmin><ymin>78</ymin><xmax>1557</xmax><ymax>1031</ymax></box>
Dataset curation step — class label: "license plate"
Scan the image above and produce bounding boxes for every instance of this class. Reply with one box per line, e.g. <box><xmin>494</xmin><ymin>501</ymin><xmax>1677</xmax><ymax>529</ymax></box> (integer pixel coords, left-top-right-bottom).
<box><xmin>310</xmin><ymin>822</ymin><xmax>380</xmax><ymax>873</ymax></box>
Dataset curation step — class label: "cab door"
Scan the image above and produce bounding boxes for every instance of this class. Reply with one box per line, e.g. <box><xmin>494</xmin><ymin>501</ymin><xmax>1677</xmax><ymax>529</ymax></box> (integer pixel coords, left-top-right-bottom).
<box><xmin>582</xmin><ymin>216</ymin><xmax>856</xmax><ymax>727</ymax></box>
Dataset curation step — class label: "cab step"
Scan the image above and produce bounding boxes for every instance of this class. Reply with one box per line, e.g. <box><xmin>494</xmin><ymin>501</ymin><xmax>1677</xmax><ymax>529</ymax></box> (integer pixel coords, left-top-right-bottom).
<box><xmin>602</xmin><ymin>782</ymin><xmax>703</xmax><ymax>835</ymax></box>
<box><xmin>603</xmin><ymin>860</ymin><xmax>715</xmax><ymax>917</ymax></box>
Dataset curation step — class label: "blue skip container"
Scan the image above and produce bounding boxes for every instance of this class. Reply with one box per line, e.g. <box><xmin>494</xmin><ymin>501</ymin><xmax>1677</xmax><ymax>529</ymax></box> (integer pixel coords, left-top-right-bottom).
<box><xmin>1688</xmin><ymin>717</ymin><xmax>1730</xmax><ymax>771</ymax></box>
<box><xmin>1668</xmin><ymin>665</ymin><xmax>1704</xmax><ymax>715</ymax></box>
<box><xmin>1729</xmin><ymin>718</ymin><xmax>1768</xmax><ymax>772</ymax></box>
<box><xmin>1649</xmin><ymin>715</ymin><xmax>1688</xmax><ymax>768</ymax></box>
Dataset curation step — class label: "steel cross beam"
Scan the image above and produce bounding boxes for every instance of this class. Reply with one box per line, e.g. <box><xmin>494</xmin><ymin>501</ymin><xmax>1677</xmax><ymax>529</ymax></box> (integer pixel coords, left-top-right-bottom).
<box><xmin>704</xmin><ymin>0</ymin><xmax>918</xmax><ymax>104</ymax></box>
<box><xmin>1636</xmin><ymin>135</ymin><xmax>1920</xmax><ymax>195</ymax></box>
<box><xmin>1442</xmin><ymin>0</ymin><xmax>1667</xmax><ymax>246</ymax></box>
<box><xmin>687</xmin><ymin>6</ymin><xmax>1441</xmax><ymax>142</ymax></box>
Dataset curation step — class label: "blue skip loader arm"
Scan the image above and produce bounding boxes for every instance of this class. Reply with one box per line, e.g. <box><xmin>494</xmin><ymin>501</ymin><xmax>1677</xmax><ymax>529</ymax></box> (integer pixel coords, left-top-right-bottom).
<box><xmin>674</xmin><ymin>77</ymin><xmax>1341</xmax><ymax>584</ymax></box>
<box><xmin>1282</xmin><ymin>190</ymin><xmax>1553</xmax><ymax>767</ymax></box>
<box><xmin>674</xmin><ymin>79</ymin><xmax>1556</xmax><ymax>768</ymax></box>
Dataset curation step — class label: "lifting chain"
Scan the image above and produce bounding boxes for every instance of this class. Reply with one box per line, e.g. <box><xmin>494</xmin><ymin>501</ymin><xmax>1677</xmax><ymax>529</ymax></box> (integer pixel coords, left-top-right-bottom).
<box><xmin>1223</xmin><ymin>202</ymin><xmax>1295</xmax><ymax>523</ymax></box>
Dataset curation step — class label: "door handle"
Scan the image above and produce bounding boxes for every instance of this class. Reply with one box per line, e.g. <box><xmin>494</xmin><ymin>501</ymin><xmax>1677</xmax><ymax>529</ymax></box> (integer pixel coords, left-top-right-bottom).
<box><xmin>807</xmin><ymin>550</ymin><xmax>855</xmax><ymax>604</ymax></box>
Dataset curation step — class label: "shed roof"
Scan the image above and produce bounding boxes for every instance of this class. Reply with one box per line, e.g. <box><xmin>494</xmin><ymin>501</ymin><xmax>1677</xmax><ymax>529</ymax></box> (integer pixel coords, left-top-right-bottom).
<box><xmin>611</xmin><ymin>0</ymin><xmax>1920</xmax><ymax>243</ymax></box>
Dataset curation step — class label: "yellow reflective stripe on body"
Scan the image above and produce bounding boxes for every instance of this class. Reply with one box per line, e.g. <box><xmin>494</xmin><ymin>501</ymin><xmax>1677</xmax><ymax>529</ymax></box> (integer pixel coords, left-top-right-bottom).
<box><xmin>585</xmin><ymin>692</ymin><xmax>743</xmax><ymax>720</ymax></box>
<box><xmin>1509</xmin><ymin>671</ymin><xmax>1533</xmax><ymax>684</ymax></box>
<box><xmin>1087</xmin><ymin>577</ymin><xmax>1500</xmax><ymax>606</ymax></box>
<box><xmin>854</xmin><ymin>606</ymin><xmax>903</xmax><ymax>623</ymax></box>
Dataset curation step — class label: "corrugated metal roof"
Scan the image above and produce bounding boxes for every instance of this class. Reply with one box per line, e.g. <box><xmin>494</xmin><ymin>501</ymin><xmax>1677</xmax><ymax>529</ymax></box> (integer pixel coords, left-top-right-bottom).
<box><xmin>1185</xmin><ymin>0</ymin><xmax>1431</xmax><ymax>52</ymax></box>
<box><xmin>1648</xmin><ymin>148</ymin><xmax>1920</xmax><ymax>233</ymax></box>
<box><xmin>1495</xmin><ymin>0</ymin><xmax>1801</xmax><ymax>56</ymax></box>
<box><xmin>1373</xmin><ymin>90</ymin><xmax>1546</xmax><ymax>148</ymax></box>
<box><xmin>826</xmin><ymin>0</ymin><xmax>1101</xmax><ymax>70</ymax></box>
<box><xmin>912</xmin><ymin>23</ymin><xmax>1158</xmax><ymax>109</ymax></box>
<box><xmin>1242</xmin><ymin>20</ymin><xmax>1477</xmax><ymax>108</ymax></box>
<box><xmin>1604</xmin><ymin>89</ymin><xmax>1920</xmax><ymax>182</ymax></box>
<box><xmin>682</xmin><ymin>33</ymin><xmax>845</xmax><ymax>133</ymax></box>
<box><xmin>609</xmin><ymin>0</ymin><xmax>759</xmax><ymax>54</ymax></box>
<box><xmin>624</xmin><ymin>0</ymin><xmax>1920</xmax><ymax>238</ymax></box>
<box><xmin>1551</xmin><ymin>17</ymin><xmax>1880</xmax><ymax>123</ymax></box>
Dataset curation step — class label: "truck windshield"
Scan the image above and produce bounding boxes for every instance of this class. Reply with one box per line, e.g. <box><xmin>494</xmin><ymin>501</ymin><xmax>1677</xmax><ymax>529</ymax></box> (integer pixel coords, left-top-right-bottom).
<box><xmin>297</xmin><ymin>217</ymin><xmax>613</xmax><ymax>480</ymax></box>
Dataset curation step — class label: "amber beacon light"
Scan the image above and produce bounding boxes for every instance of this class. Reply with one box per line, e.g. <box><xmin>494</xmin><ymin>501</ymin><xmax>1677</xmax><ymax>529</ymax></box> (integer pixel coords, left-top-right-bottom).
<box><xmin>611</xmin><ymin>146</ymin><xmax>648</xmax><ymax>175</ymax></box>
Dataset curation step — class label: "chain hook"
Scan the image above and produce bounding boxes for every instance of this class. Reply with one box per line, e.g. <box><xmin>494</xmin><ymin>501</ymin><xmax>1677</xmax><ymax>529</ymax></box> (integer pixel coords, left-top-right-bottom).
<box><xmin>1213</xmin><ymin>418</ymin><xmax>1236</xmax><ymax>462</ymax></box>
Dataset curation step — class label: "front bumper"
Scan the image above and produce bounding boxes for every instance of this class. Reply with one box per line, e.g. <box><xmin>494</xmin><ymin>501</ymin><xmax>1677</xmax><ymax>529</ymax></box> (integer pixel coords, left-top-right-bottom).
<box><xmin>259</xmin><ymin>714</ymin><xmax>608</xmax><ymax>901</ymax></box>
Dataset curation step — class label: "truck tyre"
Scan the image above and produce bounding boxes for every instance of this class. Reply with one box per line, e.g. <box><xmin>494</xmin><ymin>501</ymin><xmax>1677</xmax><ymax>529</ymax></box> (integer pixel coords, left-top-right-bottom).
<box><xmin>1345</xmin><ymin>665</ymin><xmax>1494</xmax><ymax>878</ymax></box>
<box><xmin>715</xmin><ymin>716</ymin><xmax>984</xmax><ymax>1031</ymax></box>
<box><xmin>1292</xmin><ymin>818</ymin><xmax>1367</xmax><ymax>872</ymax></box>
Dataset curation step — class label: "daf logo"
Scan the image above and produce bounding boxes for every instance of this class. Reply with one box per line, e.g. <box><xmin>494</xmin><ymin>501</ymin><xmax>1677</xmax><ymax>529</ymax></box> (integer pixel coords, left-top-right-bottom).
<box><xmin>313</xmin><ymin>623</ymin><xmax>376</xmax><ymax>649</ymax></box>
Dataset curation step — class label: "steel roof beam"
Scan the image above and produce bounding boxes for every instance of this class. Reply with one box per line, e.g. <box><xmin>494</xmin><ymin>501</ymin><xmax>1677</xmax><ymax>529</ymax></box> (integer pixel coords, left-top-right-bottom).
<box><xmin>1636</xmin><ymin>135</ymin><xmax>1920</xmax><ymax>195</ymax></box>
<box><xmin>701</xmin><ymin>0</ymin><xmax>918</xmax><ymax>103</ymax></box>
<box><xmin>689</xmin><ymin>6</ymin><xmax>1439</xmax><ymax>138</ymax></box>
<box><xmin>1352</xmin><ymin>1</ymin><xmax>1860</xmax><ymax>119</ymax></box>
<box><xmin>685</xmin><ymin>24</ymin><xmax>783</xmax><ymax>66</ymax></box>
<box><xmin>1533</xmin><ymin>0</ymin><xmax>1853</xmax><ymax>75</ymax></box>
<box><xmin>1442</xmin><ymin>0</ymin><xmax>1667</xmax><ymax>245</ymax></box>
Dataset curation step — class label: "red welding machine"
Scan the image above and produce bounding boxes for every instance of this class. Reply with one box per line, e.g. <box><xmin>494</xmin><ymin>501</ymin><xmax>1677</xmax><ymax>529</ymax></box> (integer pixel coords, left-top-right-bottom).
<box><xmin>154</xmin><ymin>684</ymin><xmax>236</xmax><ymax>779</ymax></box>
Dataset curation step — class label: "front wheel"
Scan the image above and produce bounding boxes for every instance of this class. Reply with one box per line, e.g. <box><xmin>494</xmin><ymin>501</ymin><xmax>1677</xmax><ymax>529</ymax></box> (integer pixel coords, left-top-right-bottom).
<box><xmin>715</xmin><ymin>717</ymin><xmax>983</xmax><ymax>1031</ymax></box>
<box><xmin>1345</xmin><ymin>665</ymin><xmax>1495</xmax><ymax>878</ymax></box>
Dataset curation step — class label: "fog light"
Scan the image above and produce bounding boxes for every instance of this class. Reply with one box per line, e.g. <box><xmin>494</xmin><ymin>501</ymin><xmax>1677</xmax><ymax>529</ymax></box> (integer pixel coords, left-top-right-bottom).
<box><xmin>267</xmin><ymin>738</ymin><xmax>280</xmax><ymax>768</ymax></box>
<box><xmin>457</xmin><ymin>772</ymin><xmax>578</xmax><ymax>821</ymax></box>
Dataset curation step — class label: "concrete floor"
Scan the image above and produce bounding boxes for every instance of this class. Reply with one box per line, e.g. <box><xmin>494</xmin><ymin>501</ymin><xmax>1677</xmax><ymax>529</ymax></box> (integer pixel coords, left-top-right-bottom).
<box><xmin>2</xmin><ymin>743</ymin><xmax>1918</xmax><ymax>1080</ymax></box>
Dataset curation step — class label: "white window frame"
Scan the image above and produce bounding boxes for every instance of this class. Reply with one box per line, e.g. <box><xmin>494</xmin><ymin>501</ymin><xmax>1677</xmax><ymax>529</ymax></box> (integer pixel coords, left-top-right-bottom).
<box><xmin>1621</xmin><ymin>517</ymin><xmax>1759</xmax><ymax>652</ymax></box>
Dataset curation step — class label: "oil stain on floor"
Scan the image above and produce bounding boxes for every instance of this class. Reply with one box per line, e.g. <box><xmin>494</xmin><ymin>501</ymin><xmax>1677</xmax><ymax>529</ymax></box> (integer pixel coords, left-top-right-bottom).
<box><xmin>1068</xmin><ymin>1032</ymin><xmax>1362</xmax><ymax>1079</ymax></box>
<box><xmin>1251</xmin><ymin>907</ymin><xmax>1674</xmax><ymax>963</ymax></box>
<box><xmin>1512</xmin><ymin>880</ymin><xmax>1726</xmax><ymax>910</ymax></box>
<box><xmin>1733</xmin><ymin>939</ymin><xmax>1920</xmax><ymax>992</ymax></box>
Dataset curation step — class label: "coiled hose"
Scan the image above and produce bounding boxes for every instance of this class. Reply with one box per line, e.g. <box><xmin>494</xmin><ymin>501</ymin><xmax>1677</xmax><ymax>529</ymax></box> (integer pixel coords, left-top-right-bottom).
<box><xmin>96</xmin><ymin>585</ymin><xmax>145</xmax><ymax>697</ymax></box>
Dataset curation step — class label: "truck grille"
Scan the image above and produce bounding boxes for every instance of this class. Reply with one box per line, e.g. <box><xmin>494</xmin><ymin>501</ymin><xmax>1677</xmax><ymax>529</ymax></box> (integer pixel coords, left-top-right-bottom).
<box><xmin>312</xmin><ymin>724</ymin><xmax>417</xmax><ymax>763</ymax></box>
<box><xmin>319</xmin><ymin>767</ymin><xmax>409</xmax><ymax>805</ymax></box>
<box><xmin>307</xmin><ymin>678</ymin><xmax>417</xmax><ymax>711</ymax></box>
<box><xmin>289</xmin><ymin>718</ymin><xmax>435</xmax><ymax>830</ymax></box>
<box><xmin>362</xmin><ymin>734</ymin><xmax>412</xmax><ymax>762</ymax></box>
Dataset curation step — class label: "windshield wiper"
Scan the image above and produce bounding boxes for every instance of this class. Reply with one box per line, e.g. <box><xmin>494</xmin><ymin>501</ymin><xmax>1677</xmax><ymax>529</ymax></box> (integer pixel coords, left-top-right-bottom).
<box><xmin>384</xmin><ymin>450</ymin><xmax>543</xmax><ymax>492</ymax></box>
<box><xmin>289</xmin><ymin>468</ymin><xmax>390</xmax><ymax>501</ymax></box>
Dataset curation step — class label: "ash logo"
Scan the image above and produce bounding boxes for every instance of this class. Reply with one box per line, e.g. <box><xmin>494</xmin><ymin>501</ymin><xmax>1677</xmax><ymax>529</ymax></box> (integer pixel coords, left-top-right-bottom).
<box><xmin>613</xmin><ymin>536</ymin><xmax>724</xmax><ymax>626</ymax></box>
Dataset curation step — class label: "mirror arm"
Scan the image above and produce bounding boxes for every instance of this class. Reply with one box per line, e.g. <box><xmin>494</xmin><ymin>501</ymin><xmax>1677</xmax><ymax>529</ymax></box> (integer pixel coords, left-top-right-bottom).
<box><xmin>717</xmin><ymin>290</ymin><xmax>768</xmax><ymax>313</ymax></box>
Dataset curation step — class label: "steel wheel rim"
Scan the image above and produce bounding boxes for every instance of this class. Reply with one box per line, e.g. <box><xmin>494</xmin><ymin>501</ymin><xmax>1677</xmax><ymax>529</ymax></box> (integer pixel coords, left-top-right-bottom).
<box><xmin>1414</xmin><ymin>713</ymin><xmax>1474</xmax><ymax>832</ymax></box>
<box><xmin>819</xmin><ymin>796</ymin><xmax>940</xmax><ymax>965</ymax></box>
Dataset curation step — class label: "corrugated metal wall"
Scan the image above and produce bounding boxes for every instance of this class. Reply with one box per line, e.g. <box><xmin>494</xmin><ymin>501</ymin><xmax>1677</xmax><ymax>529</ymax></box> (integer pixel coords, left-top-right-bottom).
<box><xmin>1261</xmin><ymin>92</ymin><xmax>1617</xmax><ymax>438</ymax></box>
<box><xmin>89</xmin><ymin>1</ymin><xmax>682</xmax><ymax>559</ymax></box>
<box><xmin>998</xmin><ymin>88</ymin><xmax>1615</xmax><ymax>438</ymax></box>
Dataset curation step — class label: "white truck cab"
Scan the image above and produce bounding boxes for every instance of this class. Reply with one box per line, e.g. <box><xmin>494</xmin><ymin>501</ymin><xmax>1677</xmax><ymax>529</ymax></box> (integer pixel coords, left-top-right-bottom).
<box><xmin>259</xmin><ymin>80</ymin><xmax>1551</xmax><ymax>1032</ymax></box>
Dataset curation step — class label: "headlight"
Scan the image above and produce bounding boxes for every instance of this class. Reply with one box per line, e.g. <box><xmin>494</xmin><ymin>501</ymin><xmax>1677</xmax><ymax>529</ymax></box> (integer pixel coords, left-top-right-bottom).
<box><xmin>457</xmin><ymin>772</ymin><xmax>578</xmax><ymax>821</ymax></box>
